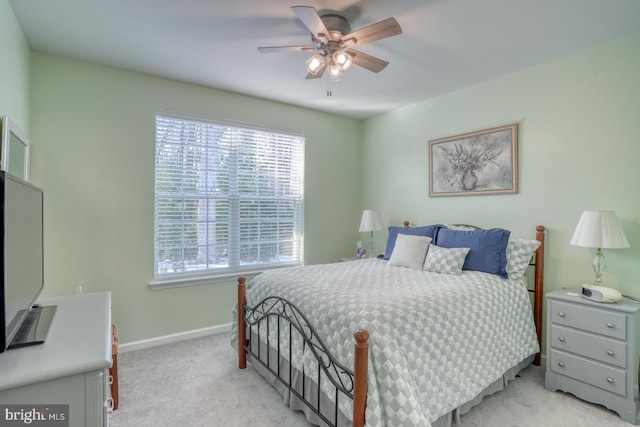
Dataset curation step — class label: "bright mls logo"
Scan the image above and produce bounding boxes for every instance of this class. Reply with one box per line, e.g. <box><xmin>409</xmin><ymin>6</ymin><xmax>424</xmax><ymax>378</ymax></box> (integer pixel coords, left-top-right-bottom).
<box><xmin>0</xmin><ymin>405</ymin><xmax>68</xmax><ymax>426</ymax></box>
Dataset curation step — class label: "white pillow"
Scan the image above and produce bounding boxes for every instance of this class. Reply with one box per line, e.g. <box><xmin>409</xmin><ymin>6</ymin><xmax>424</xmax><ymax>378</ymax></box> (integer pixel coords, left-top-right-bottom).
<box><xmin>388</xmin><ymin>233</ymin><xmax>432</xmax><ymax>270</ymax></box>
<box><xmin>506</xmin><ymin>239</ymin><xmax>541</xmax><ymax>279</ymax></box>
<box><xmin>423</xmin><ymin>244</ymin><xmax>470</xmax><ymax>275</ymax></box>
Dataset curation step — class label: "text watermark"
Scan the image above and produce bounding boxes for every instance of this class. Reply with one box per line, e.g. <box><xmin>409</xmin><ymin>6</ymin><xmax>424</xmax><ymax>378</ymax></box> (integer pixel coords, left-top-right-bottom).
<box><xmin>0</xmin><ymin>405</ymin><xmax>69</xmax><ymax>426</ymax></box>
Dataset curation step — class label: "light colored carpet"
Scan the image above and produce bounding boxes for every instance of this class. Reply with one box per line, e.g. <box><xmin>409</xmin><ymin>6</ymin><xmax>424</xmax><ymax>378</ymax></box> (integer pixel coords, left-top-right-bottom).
<box><xmin>111</xmin><ymin>333</ymin><xmax>631</xmax><ymax>427</ymax></box>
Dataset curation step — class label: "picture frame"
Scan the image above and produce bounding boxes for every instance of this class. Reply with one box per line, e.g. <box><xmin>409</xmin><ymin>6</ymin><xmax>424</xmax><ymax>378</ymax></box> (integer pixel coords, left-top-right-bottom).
<box><xmin>1</xmin><ymin>116</ymin><xmax>30</xmax><ymax>181</ymax></box>
<box><xmin>428</xmin><ymin>123</ymin><xmax>517</xmax><ymax>197</ymax></box>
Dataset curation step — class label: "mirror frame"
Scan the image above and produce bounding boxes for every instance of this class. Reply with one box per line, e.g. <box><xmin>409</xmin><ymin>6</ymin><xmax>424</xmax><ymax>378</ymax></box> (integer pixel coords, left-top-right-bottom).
<box><xmin>1</xmin><ymin>116</ymin><xmax>30</xmax><ymax>181</ymax></box>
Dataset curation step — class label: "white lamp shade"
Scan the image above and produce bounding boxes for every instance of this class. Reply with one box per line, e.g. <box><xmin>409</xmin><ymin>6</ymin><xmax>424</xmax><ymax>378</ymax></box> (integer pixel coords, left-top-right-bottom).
<box><xmin>359</xmin><ymin>210</ymin><xmax>385</xmax><ymax>232</ymax></box>
<box><xmin>570</xmin><ymin>210</ymin><xmax>630</xmax><ymax>249</ymax></box>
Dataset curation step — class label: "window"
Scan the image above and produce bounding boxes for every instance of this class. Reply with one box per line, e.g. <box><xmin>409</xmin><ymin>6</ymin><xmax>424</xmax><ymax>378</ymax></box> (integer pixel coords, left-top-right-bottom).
<box><xmin>153</xmin><ymin>114</ymin><xmax>304</xmax><ymax>284</ymax></box>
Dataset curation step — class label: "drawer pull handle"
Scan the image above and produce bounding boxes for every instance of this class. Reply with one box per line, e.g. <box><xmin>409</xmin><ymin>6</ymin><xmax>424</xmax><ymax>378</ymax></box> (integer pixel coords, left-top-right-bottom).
<box><xmin>607</xmin><ymin>350</ymin><xmax>615</xmax><ymax>357</ymax></box>
<box><xmin>558</xmin><ymin>361</ymin><xmax>565</xmax><ymax>368</ymax></box>
<box><xmin>607</xmin><ymin>322</ymin><xmax>614</xmax><ymax>329</ymax></box>
<box><xmin>607</xmin><ymin>377</ymin><xmax>614</xmax><ymax>384</ymax></box>
<box><xmin>558</xmin><ymin>312</ymin><xmax>566</xmax><ymax>317</ymax></box>
<box><xmin>558</xmin><ymin>337</ymin><xmax>565</xmax><ymax>343</ymax></box>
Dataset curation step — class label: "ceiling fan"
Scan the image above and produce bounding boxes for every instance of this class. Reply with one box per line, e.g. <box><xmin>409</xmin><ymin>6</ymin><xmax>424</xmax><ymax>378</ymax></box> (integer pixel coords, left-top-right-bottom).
<box><xmin>258</xmin><ymin>6</ymin><xmax>402</xmax><ymax>82</ymax></box>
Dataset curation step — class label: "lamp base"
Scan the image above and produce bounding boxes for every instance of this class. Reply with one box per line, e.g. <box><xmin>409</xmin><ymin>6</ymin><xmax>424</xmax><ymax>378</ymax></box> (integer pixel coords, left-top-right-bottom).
<box><xmin>592</xmin><ymin>248</ymin><xmax>605</xmax><ymax>286</ymax></box>
<box><xmin>368</xmin><ymin>231</ymin><xmax>375</xmax><ymax>258</ymax></box>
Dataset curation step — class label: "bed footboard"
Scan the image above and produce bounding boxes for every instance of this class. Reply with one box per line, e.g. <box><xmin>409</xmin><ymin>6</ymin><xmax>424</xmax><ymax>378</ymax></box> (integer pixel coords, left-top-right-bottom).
<box><xmin>237</xmin><ymin>277</ymin><xmax>369</xmax><ymax>427</ymax></box>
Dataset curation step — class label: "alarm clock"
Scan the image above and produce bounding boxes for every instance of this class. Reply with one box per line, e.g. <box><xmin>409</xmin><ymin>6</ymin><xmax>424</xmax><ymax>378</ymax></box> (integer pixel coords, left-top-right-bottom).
<box><xmin>581</xmin><ymin>284</ymin><xmax>621</xmax><ymax>303</ymax></box>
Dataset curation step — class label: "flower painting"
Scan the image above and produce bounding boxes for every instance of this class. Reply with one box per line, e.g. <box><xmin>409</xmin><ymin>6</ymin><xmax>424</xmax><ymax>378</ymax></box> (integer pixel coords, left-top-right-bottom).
<box><xmin>428</xmin><ymin>124</ymin><xmax>518</xmax><ymax>197</ymax></box>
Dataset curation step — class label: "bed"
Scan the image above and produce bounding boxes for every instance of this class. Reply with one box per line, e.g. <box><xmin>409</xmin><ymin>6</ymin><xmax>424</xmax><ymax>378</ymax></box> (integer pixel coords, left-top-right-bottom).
<box><xmin>233</xmin><ymin>223</ymin><xmax>545</xmax><ymax>427</ymax></box>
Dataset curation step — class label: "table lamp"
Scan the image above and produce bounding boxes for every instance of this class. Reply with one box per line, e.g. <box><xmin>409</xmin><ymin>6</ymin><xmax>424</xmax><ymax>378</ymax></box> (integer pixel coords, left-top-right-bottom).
<box><xmin>570</xmin><ymin>210</ymin><xmax>629</xmax><ymax>286</ymax></box>
<box><xmin>359</xmin><ymin>210</ymin><xmax>384</xmax><ymax>258</ymax></box>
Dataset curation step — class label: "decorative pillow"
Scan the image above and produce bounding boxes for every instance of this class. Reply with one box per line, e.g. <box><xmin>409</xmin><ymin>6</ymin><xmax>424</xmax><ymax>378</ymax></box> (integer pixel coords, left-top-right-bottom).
<box><xmin>506</xmin><ymin>239</ymin><xmax>541</xmax><ymax>279</ymax></box>
<box><xmin>423</xmin><ymin>245</ymin><xmax>470</xmax><ymax>275</ymax></box>
<box><xmin>444</xmin><ymin>223</ymin><xmax>479</xmax><ymax>231</ymax></box>
<box><xmin>434</xmin><ymin>227</ymin><xmax>511</xmax><ymax>278</ymax></box>
<box><xmin>384</xmin><ymin>224</ymin><xmax>440</xmax><ymax>260</ymax></box>
<box><xmin>388</xmin><ymin>234</ymin><xmax>432</xmax><ymax>270</ymax></box>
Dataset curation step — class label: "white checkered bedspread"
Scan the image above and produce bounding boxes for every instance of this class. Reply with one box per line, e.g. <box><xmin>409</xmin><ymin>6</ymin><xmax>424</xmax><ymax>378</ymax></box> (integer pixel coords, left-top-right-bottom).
<box><xmin>232</xmin><ymin>258</ymin><xmax>539</xmax><ymax>426</ymax></box>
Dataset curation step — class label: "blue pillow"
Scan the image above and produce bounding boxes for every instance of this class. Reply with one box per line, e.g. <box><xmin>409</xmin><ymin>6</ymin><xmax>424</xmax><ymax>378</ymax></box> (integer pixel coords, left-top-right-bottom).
<box><xmin>434</xmin><ymin>227</ymin><xmax>511</xmax><ymax>278</ymax></box>
<box><xmin>384</xmin><ymin>225</ymin><xmax>441</xmax><ymax>260</ymax></box>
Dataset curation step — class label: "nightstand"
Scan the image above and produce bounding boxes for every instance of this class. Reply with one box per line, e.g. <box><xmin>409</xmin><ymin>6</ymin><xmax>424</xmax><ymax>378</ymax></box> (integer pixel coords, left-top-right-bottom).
<box><xmin>545</xmin><ymin>289</ymin><xmax>640</xmax><ymax>424</ymax></box>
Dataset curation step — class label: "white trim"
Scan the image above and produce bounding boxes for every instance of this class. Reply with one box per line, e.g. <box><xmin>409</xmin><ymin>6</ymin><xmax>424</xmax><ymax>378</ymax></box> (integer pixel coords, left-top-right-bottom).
<box><xmin>156</xmin><ymin>109</ymin><xmax>304</xmax><ymax>138</ymax></box>
<box><xmin>148</xmin><ymin>262</ymin><xmax>302</xmax><ymax>290</ymax></box>
<box><xmin>149</xmin><ymin>270</ymin><xmax>259</xmax><ymax>290</ymax></box>
<box><xmin>1</xmin><ymin>115</ymin><xmax>31</xmax><ymax>181</ymax></box>
<box><xmin>118</xmin><ymin>323</ymin><xmax>231</xmax><ymax>353</ymax></box>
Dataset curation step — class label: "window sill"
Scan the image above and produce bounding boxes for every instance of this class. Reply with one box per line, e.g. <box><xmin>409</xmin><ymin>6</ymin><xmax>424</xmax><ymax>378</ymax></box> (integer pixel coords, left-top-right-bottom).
<box><xmin>148</xmin><ymin>263</ymin><xmax>301</xmax><ymax>290</ymax></box>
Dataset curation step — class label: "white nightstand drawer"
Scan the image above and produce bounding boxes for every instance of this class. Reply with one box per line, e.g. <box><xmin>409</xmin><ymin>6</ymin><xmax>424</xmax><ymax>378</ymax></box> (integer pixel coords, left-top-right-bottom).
<box><xmin>546</xmin><ymin>290</ymin><xmax>640</xmax><ymax>424</ymax></box>
<box><xmin>550</xmin><ymin>300</ymin><xmax>626</xmax><ymax>340</ymax></box>
<box><xmin>550</xmin><ymin>349</ymin><xmax>627</xmax><ymax>397</ymax></box>
<box><xmin>550</xmin><ymin>324</ymin><xmax>627</xmax><ymax>368</ymax></box>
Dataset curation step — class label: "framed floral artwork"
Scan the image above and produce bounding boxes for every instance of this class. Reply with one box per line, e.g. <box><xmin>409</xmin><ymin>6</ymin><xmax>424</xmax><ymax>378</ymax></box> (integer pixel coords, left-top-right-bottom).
<box><xmin>428</xmin><ymin>123</ymin><xmax>517</xmax><ymax>197</ymax></box>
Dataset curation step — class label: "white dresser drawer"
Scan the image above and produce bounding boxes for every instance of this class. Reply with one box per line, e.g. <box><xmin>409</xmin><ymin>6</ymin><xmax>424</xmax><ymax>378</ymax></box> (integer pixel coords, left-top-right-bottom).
<box><xmin>550</xmin><ymin>324</ymin><xmax>627</xmax><ymax>368</ymax></box>
<box><xmin>549</xmin><ymin>349</ymin><xmax>627</xmax><ymax>397</ymax></box>
<box><xmin>550</xmin><ymin>300</ymin><xmax>626</xmax><ymax>340</ymax></box>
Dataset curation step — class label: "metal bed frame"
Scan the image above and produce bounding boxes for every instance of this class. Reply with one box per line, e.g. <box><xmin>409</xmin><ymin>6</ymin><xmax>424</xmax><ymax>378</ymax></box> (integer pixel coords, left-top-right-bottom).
<box><xmin>237</xmin><ymin>224</ymin><xmax>546</xmax><ymax>427</ymax></box>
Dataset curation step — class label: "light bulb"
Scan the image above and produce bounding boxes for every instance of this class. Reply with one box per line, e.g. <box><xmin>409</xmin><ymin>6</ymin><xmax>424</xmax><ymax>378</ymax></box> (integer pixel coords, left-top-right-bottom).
<box><xmin>333</xmin><ymin>51</ymin><xmax>352</xmax><ymax>71</ymax></box>
<box><xmin>329</xmin><ymin>62</ymin><xmax>343</xmax><ymax>80</ymax></box>
<box><xmin>305</xmin><ymin>55</ymin><xmax>324</xmax><ymax>75</ymax></box>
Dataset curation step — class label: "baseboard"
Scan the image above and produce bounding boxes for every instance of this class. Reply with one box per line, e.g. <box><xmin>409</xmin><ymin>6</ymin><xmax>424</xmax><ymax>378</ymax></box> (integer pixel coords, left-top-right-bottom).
<box><xmin>119</xmin><ymin>323</ymin><xmax>232</xmax><ymax>353</ymax></box>
<box><xmin>540</xmin><ymin>352</ymin><xmax>547</xmax><ymax>367</ymax></box>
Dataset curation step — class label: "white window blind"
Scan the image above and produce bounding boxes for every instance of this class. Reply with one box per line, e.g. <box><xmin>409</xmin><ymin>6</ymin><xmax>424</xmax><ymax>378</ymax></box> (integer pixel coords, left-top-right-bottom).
<box><xmin>154</xmin><ymin>114</ymin><xmax>304</xmax><ymax>281</ymax></box>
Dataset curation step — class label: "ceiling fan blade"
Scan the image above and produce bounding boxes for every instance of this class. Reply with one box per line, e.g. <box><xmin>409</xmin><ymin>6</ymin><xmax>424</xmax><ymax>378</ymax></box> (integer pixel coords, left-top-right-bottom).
<box><xmin>305</xmin><ymin>62</ymin><xmax>327</xmax><ymax>79</ymax></box>
<box><xmin>258</xmin><ymin>45</ymin><xmax>315</xmax><ymax>53</ymax></box>
<box><xmin>291</xmin><ymin>6</ymin><xmax>331</xmax><ymax>42</ymax></box>
<box><xmin>341</xmin><ymin>17</ymin><xmax>402</xmax><ymax>47</ymax></box>
<box><xmin>349</xmin><ymin>49</ymin><xmax>389</xmax><ymax>73</ymax></box>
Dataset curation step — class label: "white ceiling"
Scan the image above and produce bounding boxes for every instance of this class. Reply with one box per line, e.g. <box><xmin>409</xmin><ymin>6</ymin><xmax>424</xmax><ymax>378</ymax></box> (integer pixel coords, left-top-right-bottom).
<box><xmin>10</xmin><ymin>0</ymin><xmax>640</xmax><ymax>119</ymax></box>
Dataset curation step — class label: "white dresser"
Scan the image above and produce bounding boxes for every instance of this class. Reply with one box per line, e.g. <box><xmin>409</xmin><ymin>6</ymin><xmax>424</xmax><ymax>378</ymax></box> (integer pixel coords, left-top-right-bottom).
<box><xmin>545</xmin><ymin>289</ymin><xmax>640</xmax><ymax>424</ymax></box>
<box><xmin>0</xmin><ymin>292</ymin><xmax>112</xmax><ymax>427</ymax></box>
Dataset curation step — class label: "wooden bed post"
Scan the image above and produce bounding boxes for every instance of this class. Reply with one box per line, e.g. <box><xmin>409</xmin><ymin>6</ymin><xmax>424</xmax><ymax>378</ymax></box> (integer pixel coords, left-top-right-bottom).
<box><xmin>533</xmin><ymin>226</ymin><xmax>545</xmax><ymax>366</ymax></box>
<box><xmin>353</xmin><ymin>329</ymin><xmax>369</xmax><ymax>427</ymax></box>
<box><xmin>238</xmin><ymin>277</ymin><xmax>247</xmax><ymax>369</ymax></box>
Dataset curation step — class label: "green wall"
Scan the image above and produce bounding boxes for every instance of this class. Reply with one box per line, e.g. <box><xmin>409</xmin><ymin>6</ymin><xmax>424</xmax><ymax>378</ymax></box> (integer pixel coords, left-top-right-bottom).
<box><xmin>29</xmin><ymin>53</ymin><xmax>362</xmax><ymax>343</ymax></box>
<box><xmin>0</xmin><ymin>0</ymin><xmax>30</xmax><ymax>131</ymax></box>
<box><xmin>7</xmin><ymin>0</ymin><xmax>640</xmax><ymax>345</ymax></box>
<box><xmin>362</xmin><ymin>32</ymin><xmax>640</xmax><ymax>302</ymax></box>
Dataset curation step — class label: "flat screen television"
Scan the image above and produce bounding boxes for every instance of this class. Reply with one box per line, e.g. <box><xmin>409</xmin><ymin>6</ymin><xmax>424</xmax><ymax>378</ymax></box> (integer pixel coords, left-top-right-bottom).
<box><xmin>0</xmin><ymin>171</ymin><xmax>55</xmax><ymax>353</ymax></box>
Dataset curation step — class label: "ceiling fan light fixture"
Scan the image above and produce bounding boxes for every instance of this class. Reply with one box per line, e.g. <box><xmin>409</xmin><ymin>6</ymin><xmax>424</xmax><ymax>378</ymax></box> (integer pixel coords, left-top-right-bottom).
<box><xmin>329</xmin><ymin>62</ymin><xmax>343</xmax><ymax>80</ymax></box>
<box><xmin>260</xmin><ymin>7</ymin><xmax>402</xmax><ymax>86</ymax></box>
<box><xmin>333</xmin><ymin>50</ymin><xmax>352</xmax><ymax>71</ymax></box>
<box><xmin>305</xmin><ymin>54</ymin><xmax>325</xmax><ymax>75</ymax></box>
